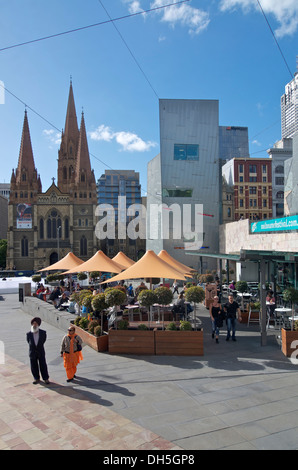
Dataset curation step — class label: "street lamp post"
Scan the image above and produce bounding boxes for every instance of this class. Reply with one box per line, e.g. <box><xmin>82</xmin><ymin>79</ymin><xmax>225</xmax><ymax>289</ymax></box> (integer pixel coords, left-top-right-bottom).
<box><xmin>57</xmin><ymin>226</ymin><xmax>61</xmax><ymax>261</ymax></box>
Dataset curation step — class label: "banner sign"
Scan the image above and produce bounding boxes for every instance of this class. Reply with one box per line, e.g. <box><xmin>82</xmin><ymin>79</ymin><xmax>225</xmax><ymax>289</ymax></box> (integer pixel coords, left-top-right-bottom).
<box><xmin>251</xmin><ymin>215</ymin><xmax>298</xmax><ymax>234</ymax></box>
<box><xmin>16</xmin><ymin>203</ymin><xmax>32</xmax><ymax>229</ymax></box>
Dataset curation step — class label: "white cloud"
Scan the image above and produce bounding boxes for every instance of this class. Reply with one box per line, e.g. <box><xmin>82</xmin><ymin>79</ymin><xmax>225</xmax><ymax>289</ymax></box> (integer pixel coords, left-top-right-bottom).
<box><xmin>127</xmin><ymin>0</ymin><xmax>144</xmax><ymax>14</ymax></box>
<box><xmin>89</xmin><ymin>124</ymin><xmax>157</xmax><ymax>152</ymax></box>
<box><xmin>42</xmin><ymin>129</ymin><xmax>61</xmax><ymax>145</ymax></box>
<box><xmin>252</xmin><ymin>139</ymin><xmax>262</xmax><ymax>146</ymax></box>
<box><xmin>219</xmin><ymin>0</ymin><xmax>298</xmax><ymax>37</ymax></box>
<box><xmin>124</xmin><ymin>0</ymin><xmax>210</xmax><ymax>35</ymax></box>
<box><xmin>152</xmin><ymin>1</ymin><xmax>210</xmax><ymax>35</ymax></box>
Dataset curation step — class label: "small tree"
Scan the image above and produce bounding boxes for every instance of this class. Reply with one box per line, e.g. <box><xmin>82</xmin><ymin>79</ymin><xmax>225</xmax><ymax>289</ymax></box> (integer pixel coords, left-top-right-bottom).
<box><xmin>82</xmin><ymin>293</ymin><xmax>93</xmax><ymax>313</ymax></box>
<box><xmin>91</xmin><ymin>293</ymin><xmax>108</xmax><ymax>314</ymax></box>
<box><xmin>235</xmin><ymin>280</ymin><xmax>248</xmax><ymax>311</ymax></box>
<box><xmin>32</xmin><ymin>275</ymin><xmax>41</xmax><ymax>284</ymax></box>
<box><xmin>154</xmin><ymin>286</ymin><xmax>173</xmax><ymax>306</ymax></box>
<box><xmin>185</xmin><ymin>286</ymin><xmax>205</xmax><ymax>304</ymax></box>
<box><xmin>105</xmin><ymin>287</ymin><xmax>126</xmax><ymax>307</ymax></box>
<box><xmin>137</xmin><ymin>289</ymin><xmax>157</xmax><ymax>309</ymax></box>
<box><xmin>185</xmin><ymin>286</ymin><xmax>205</xmax><ymax>331</ymax></box>
<box><xmin>90</xmin><ymin>271</ymin><xmax>100</xmax><ymax>281</ymax></box>
<box><xmin>137</xmin><ymin>289</ymin><xmax>157</xmax><ymax>327</ymax></box>
<box><xmin>77</xmin><ymin>272</ymin><xmax>87</xmax><ymax>281</ymax></box>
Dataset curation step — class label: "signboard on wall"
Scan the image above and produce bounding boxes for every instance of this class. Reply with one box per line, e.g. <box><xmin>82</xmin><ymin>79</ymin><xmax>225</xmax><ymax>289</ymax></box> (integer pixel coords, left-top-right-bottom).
<box><xmin>16</xmin><ymin>203</ymin><xmax>32</xmax><ymax>229</ymax></box>
<box><xmin>251</xmin><ymin>215</ymin><xmax>298</xmax><ymax>234</ymax></box>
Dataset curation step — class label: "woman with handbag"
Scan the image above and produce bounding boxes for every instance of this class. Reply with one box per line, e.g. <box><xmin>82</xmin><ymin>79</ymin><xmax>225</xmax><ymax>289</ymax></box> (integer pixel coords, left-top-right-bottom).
<box><xmin>60</xmin><ymin>326</ymin><xmax>83</xmax><ymax>382</ymax></box>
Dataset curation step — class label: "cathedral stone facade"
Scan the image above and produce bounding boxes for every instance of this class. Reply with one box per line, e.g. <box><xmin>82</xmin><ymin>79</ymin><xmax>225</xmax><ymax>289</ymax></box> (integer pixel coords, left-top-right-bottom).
<box><xmin>7</xmin><ymin>83</ymin><xmax>99</xmax><ymax>271</ymax></box>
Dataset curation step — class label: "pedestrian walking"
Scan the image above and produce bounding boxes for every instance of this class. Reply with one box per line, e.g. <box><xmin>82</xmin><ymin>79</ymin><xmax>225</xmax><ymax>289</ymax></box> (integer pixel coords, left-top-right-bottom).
<box><xmin>172</xmin><ymin>281</ymin><xmax>179</xmax><ymax>295</ymax></box>
<box><xmin>209</xmin><ymin>296</ymin><xmax>225</xmax><ymax>343</ymax></box>
<box><xmin>26</xmin><ymin>317</ymin><xmax>50</xmax><ymax>385</ymax></box>
<box><xmin>60</xmin><ymin>326</ymin><xmax>83</xmax><ymax>382</ymax></box>
<box><xmin>224</xmin><ymin>294</ymin><xmax>242</xmax><ymax>341</ymax></box>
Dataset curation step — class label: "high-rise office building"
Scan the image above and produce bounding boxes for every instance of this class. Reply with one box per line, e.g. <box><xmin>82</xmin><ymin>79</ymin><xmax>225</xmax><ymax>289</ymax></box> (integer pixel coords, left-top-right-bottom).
<box><xmin>219</xmin><ymin>126</ymin><xmax>249</xmax><ymax>161</ymax></box>
<box><xmin>281</xmin><ymin>71</ymin><xmax>298</xmax><ymax>139</ymax></box>
<box><xmin>147</xmin><ymin>99</ymin><xmax>220</xmax><ymax>271</ymax></box>
<box><xmin>97</xmin><ymin>170</ymin><xmax>145</xmax><ymax>259</ymax></box>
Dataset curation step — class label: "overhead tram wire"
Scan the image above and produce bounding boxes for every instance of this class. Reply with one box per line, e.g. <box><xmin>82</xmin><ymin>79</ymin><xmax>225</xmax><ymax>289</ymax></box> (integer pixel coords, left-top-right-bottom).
<box><xmin>256</xmin><ymin>0</ymin><xmax>293</xmax><ymax>80</ymax></box>
<box><xmin>0</xmin><ymin>0</ymin><xmax>190</xmax><ymax>53</ymax></box>
<box><xmin>98</xmin><ymin>0</ymin><xmax>159</xmax><ymax>100</ymax></box>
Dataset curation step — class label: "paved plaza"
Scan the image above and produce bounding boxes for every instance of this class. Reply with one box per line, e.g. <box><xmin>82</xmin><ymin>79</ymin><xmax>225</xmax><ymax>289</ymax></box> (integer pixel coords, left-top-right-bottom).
<box><xmin>0</xmin><ymin>293</ymin><xmax>298</xmax><ymax>450</ymax></box>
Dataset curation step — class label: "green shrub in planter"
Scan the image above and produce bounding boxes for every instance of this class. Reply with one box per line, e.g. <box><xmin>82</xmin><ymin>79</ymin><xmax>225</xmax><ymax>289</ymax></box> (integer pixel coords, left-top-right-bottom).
<box><xmin>91</xmin><ymin>293</ymin><xmax>108</xmax><ymax>314</ymax></box>
<box><xmin>82</xmin><ymin>293</ymin><xmax>93</xmax><ymax>310</ymax></box>
<box><xmin>79</xmin><ymin>317</ymin><xmax>90</xmax><ymax>330</ymax></box>
<box><xmin>154</xmin><ymin>286</ymin><xmax>173</xmax><ymax>306</ymax></box>
<box><xmin>137</xmin><ymin>289</ymin><xmax>157</xmax><ymax>309</ymax></box>
<box><xmin>70</xmin><ymin>292</ymin><xmax>81</xmax><ymax>304</ymax></box>
<box><xmin>137</xmin><ymin>323</ymin><xmax>148</xmax><ymax>330</ymax></box>
<box><xmin>180</xmin><ymin>320</ymin><xmax>192</xmax><ymax>331</ymax></box>
<box><xmin>166</xmin><ymin>322</ymin><xmax>177</xmax><ymax>331</ymax></box>
<box><xmin>117</xmin><ymin>319</ymin><xmax>129</xmax><ymax>330</ymax></box>
<box><xmin>105</xmin><ymin>288</ymin><xmax>127</xmax><ymax>307</ymax></box>
<box><xmin>185</xmin><ymin>286</ymin><xmax>205</xmax><ymax>304</ymax></box>
<box><xmin>78</xmin><ymin>289</ymin><xmax>92</xmax><ymax>306</ymax></box>
<box><xmin>88</xmin><ymin>319</ymin><xmax>100</xmax><ymax>334</ymax></box>
<box><xmin>94</xmin><ymin>325</ymin><xmax>102</xmax><ymax>337</ymax></box>
<box><xmin>74</xmin><ymin>316</ymin><xmax>81</xmax><ymax>326</ymax></box>
<box><xmin>77</xmin><ymin>272</ymin><xmax>87</xmax><ymax>281</ymax></box>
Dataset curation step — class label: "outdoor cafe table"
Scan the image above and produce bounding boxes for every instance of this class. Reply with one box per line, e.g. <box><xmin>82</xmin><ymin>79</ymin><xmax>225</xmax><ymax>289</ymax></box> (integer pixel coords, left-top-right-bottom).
<box><xmin>125</xmin><ymin>304</ymin><xmax>142</xmax><ymax>321</ymax></box>
<box><xmin>275</xmin><ymin>307</ymin><xmax>292</xmax><ymax>328</ymax></box>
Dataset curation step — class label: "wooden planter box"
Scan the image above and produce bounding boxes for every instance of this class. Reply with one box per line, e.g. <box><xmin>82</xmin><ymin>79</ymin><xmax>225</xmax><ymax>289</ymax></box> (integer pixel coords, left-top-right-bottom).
<box><xmin>281</xmin><ymin>328</ymin><xmax>298</xmax><ymax>357</ymax></box>
<box><xmin>108</xmin><ymin>329</ymin><xmax>155</xmax><ymax>355</ymax></box>
<box><xmin>73</xmin><ymin>325</ymin><xmax>108</xmax><ymax>352</ymax></box>
<box><xmin>155</xmin><ymin>330</ymin><xmax>204</xmax><ymax>356</ymax></box>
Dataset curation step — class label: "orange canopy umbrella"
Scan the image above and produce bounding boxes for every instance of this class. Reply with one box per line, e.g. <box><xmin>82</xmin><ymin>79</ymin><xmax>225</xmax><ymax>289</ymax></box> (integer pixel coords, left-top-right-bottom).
<box><xmin>100</xmin><ymin>250</ymin><xmax>186</xmax><ymax>284</ymax></box>
<box><xmin>64</xmin><ymin>250</ymin><xmax>126</xmax><ymax>275</ymax></box>
<box><xmin>157</xmin><ymin>250</ymin><xmax>195</xmax><ymax>275</ymax></box>
<box><xmin>112</xmin><ymin>251</ymin><xmax>135</xmax><ymax>269</ymax></box>
<box><xmin>38</xmin><ymin>252</ymin><xmax>84</xmax><ymax>272</ymax></box>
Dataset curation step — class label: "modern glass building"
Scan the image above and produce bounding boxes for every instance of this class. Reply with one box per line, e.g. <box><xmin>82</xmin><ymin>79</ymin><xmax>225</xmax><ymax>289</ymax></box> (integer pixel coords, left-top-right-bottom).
<box><xmin>281</xmin><ymin>72</ymin><xmax>298</xmax><ymax>139</ymax></box>
<box><xmin>96</xmin><ymin>170</ymin><xmax>144</xmax><ymax>259</ymax></box>
<box><xmin>147</xmin><ymin>99</ymin><xmax>220</xmax><ymax>272</ymax></box>
<box><xmin>219</xmin><ymin>126</ymin><xmax>249</xmax><ymax>161</ymax></box>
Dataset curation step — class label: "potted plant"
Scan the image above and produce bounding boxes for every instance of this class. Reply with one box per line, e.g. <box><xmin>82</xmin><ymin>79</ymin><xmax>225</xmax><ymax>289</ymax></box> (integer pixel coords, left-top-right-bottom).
<box><xmin>281</xmin><ymin>288</ymin><xmax>298</xmax><ymax>357</ymax></box>
<box><xmin>235</xmin><ymin>280</ymin><xmax>248</xmax><ymax>312</ymax></box>
<box><xmin>154</xmin><ymin>286</ymin><xmax>173</xmax><ymax>324</ymax></box>
<box><xmin>137</xmin><ymin>289</ymin><xmax>157</xmax><ymax>327</ymax></box>
<box><xmin>155</xmin><ymin>317</ymin><xmax>204</xmax><ymax>356</ymax></box>
<box><xmin>185</xmin><ymin>286</ymin><xmax>205</xmax><ymax>327</ymax></box>
<box><xmin>108</xmin><ymin>316</ymin><xmax>155</xmax><ymax>355</ymax></box>
<box><xmin>72</xmin><ymin>316</ymin><xmax>109</xmax><ymax>353</ymax></box>
<box><xmin>32</xmin><ymin>275</ymin><xmax>41</xmax><ymax>284</ymax></box>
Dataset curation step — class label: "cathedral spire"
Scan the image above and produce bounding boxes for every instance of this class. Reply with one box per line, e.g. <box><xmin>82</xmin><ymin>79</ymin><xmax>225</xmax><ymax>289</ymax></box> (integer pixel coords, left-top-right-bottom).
<box><xmin>75</xmin><ymin>112</ymin><xmax>93</xmax><ymax>183</ymax></box>
<box><xmin>64</xmin><ymin>80</ymin><xmax>79</xmax><ymax>144</ymax></box>
<box><xmin>73</xmin><ymin>111</ymin><xmax>97</xmax><ymax>203</ymax></box>
<box><xmin>57</xmin><ymin>81</ymin><xmax>79</xmax><ymax>192</ymax></box>
<box><xmin>15</xmin><ymin>109</ymin><xmax>37</xmax><ymax>184</ymax></box>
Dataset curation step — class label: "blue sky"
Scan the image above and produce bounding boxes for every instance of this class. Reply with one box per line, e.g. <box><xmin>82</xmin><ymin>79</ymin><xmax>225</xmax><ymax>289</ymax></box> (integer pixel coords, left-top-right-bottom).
<box><xmin>0</xmin><ymin>0</ymin><xmax>297</xmax><ymax>196</ymax></box>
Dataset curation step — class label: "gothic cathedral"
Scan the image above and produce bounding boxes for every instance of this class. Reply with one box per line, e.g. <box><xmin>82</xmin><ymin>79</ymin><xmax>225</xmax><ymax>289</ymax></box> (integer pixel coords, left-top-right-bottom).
<box><xmin>6</xmin><ymin>82</ymin><xmax>99</xmax><ymax>271</ymax></box>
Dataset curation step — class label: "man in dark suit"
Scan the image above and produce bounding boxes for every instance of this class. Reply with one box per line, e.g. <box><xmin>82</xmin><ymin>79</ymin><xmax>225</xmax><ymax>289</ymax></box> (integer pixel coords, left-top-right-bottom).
<box><xmin>26</xmin><ymin>317</ymin><xmax>50</xmax><ymax>384</ymax></box>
